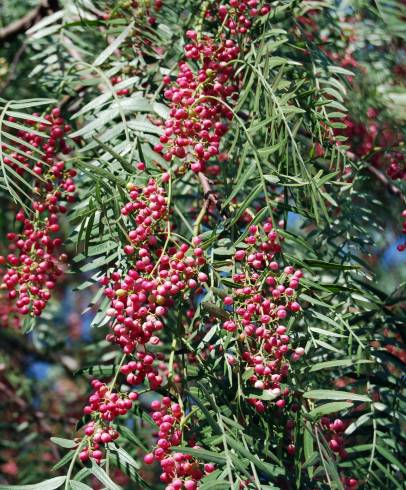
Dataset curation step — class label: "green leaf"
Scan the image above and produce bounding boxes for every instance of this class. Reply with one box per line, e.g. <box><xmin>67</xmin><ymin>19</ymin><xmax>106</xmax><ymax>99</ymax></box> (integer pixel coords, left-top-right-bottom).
<box><xmin>69</xmin><ymin>482</ymin><xmax>93</xmax><ymax>490</ymax></box>
<box><xmin>50</xmin><ymin>437</ymin><xmax>76</xmax><ymax>449</ymax></box>
<box><xmin>90</xmin><ymin>462</ymin><xmax>123</xmax><ymax>490</ymax></box>
<box><xmin>108</xmin><ymin>444</ymin><xmax>140</xmax><ymax>470</ymax></box>
<box><xmin>108</xmin><ymin>450</ymin><xmax>152</xmax><ymax>489</ymax></box>
<box><xmin>264</xmin><ymin>174</ymin><xmax>280</xmax><ymax>184</ymax></box>
<box><xmin>127</xmin><ymin>120</ymin><xmax>163</xmax><ymax>135</ymax></box>
<box><xmin>303</xmin><ymin>426</ymin><xmax>315</xmax><ymax>478</ymax></box>
<box><xmin>117</xmin><ymin>424</ymin><xmax>148</xmax><ymax>451</ymax></box>
<box><xmin>303</xmin><ymin>390</ymin><xmax>371</xmax><ymax>402</ymax></box>
<box><xmin>225</xmin><ymin>434</ymin><xmax>281</xmax><ymax>471</ymax></box>
<box><xmin>51</xmin><ymin>449</ymin><xmax>75</xmax><ymax>471</ymax></box>
<box><xmin>375</xmin><ymin>445</ymin><xmax>406</xmax><ymax>475</ymax></box>
<box><xmin>199</xmin><ymin>482</ymin><xmax>230</xmax><ymax>490</ymax></box>
<box><xmin>229</xmin><ymin>183</ymin><xmax>262</xmax><ymax>226</ymax></box>
<box><xmin>309</xmin><ymin>327</ymin><xmax>345</xmax><ymax>338</ymax></box>
<box><xmin>94</xmin><ymin>137</ymin><xmax>134</xmax><ymax>173</ymax></box>
<box><xmin>303</xmin><ymin>259</ymin><xmax>360</xmax><ymax>270</ymax></box>
<box><xmin>188</xmin><ymin>391</ymin><xmax>222</xmax><ymax>434</ymax></box>
<box><xmin>345</xmin><ymin>413</ymin><xmax>371</xmax><ymax>434</ymax></box>
<box><xmin>308</xmin><ymin>402</ymin><xmax>354</xmax><ymax>418</ymax></box>
<box><xmin>76</xmin><ymin>161</ymin><xmax>126</xmax><ymax>186</ymax></box>
<box><xmin>243</xmin><ymin>389</ymin><xmax>278</xmax><ymax>401</ymax></box>
<box><xmin>222</xmin><ymin>162</ymin><xmax>257</xmax><ymax>208</ymax></box>
<box><xmin>171</xmin><ymin>447</ymin><xmax>226</xmax><ymax>465</ymax></box>
<box><xmin>309</xmin><ymin>359</ymin><xmax>373</xmax><ymax>372</ymax></box>
<box><xmin>94</xmin><ymin>22</ymin><xmax>135</xmax><ymax>66</ymax></box>
<box><xmin>76</xmin><ymin>364</ymin><xmax>117</xmax><ymax>377</ymax></box>
<box><xmin>0</xmin><ymin>477</ymin><xmax>66</xmax><ymax>490</ymax></box>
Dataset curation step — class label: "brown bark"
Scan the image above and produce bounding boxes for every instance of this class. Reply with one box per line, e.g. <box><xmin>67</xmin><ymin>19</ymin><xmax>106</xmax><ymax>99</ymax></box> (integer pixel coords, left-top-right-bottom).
<box><xmin>0</xmin><ymin>0</ymin><xmax>60</xmax><ymax>43</ymax></box>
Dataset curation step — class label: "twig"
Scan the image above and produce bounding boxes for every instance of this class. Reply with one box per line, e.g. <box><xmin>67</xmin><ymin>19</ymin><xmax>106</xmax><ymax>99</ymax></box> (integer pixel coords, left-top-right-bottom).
<box><xmin>193</xmin><ymin>199</ymin><xmax>208</xmax><ymax>236</ymax></box>
<box><xmin>0</xmin><ymin>329</ymin><xmax>76</xmax><ymax>377</ymax></box>
<box><xmin>200</xmin><ymin>301</ymin><xmax>230</xmax><ymax>320</ymax></box>
<box><xmin>0</xmin><ymin>44</ymin><xmax>27</xmax><ymax>93</ymax></box>
<box><xmin>365</xmin><ymin>162</ymin><xmax>405</xmax><ymax>202</ymax></box>
<box><xmin>198</xmin><ymin>172</ymin><xmax>218</xmax><ymax>206</ymax></box>
<box><xmin>194</xmin><ymin>172</ymin><xmax>218</xmax><ymax>235</ymax></box>
<box><xmin>0</xmin><ymin>0</ymin><xmax>60</xmax><ymax>43</ymax></box>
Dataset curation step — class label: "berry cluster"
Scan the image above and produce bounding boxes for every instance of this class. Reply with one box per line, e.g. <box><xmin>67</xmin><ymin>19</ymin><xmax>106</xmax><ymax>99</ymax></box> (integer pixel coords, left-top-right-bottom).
<box><xmin>221</xmin><ymin>222</ymin><xmax>304</xmax><ymax>412</ymax></box>
<box><xmin>77</xmin><ymin>179</ymin><xmax>208</xmax><ymax>463</ymax></box>
<box><xmin>103</xmin><ymin>0</ymin><xmax>163</xmax><ymax>25</ymax></box>
<box><xmin>120</xmin><ymin>177</ymin><xmax>169</xmax><ymax>246</ymax></box>
<box><xmin>111</xmin><ymin>75</ymin><xmax>131</xmax><ymax>97</ymax></box>
<box><xmin>215</xmin><ymin>0</ymin><xmax>271</xmax><ymax>34</ymax></box>
<box><xmin>320</xmin><ymin>417</ymin><xmax>348</xmax><ymax>458</ymax></box>
<box><xmin>103</xmin><ymin>180</ymin><xmax>207</xmax><ymax>361</ymax></box>
<box><xmin>102</xmin><ymin>238</ymin><xmax>207</xmax><ymax>362</ymax></box>
<box><xmin>0</xmin><ymin>108</ymin><xmax>75</xmax><ymax>323</ymax></box>
<box><xmin>79</xmin><ymin>379</ymin><xmax>139</xmax><ymax>463</ymax></box>
<box><xmin>397</xmin><ymin>209</ymin><xmax>406</xmax><ymax>252</ymax></box>
<box><xmin>335</xmin><ymin>108</ymin><xmax>406</xmax><ymax>184</ymax></box>
<box><xmin>336</xmin><ymin>112</ymin><xmax>405</xmax><ymax>181</ymax></box>
<box><xmin>320</xmin><ymin>417</ymin><xmax>358</xmax><ymax>489</ymax></box>
<box><xmin>298</xmin><ymin>10</ymin><xmax>405</xmax><ymax>186</ymax></box>
<box><xmin>334</xmin><ymin>114</ymin><xmax>406</xmax><ymax>252</ymax></box>
<box><xmin>153</xmin><ymin>1</ymin><xmax>270</xmax><ymax>174</ymax></box>
<box><xmin>144</xmin><ymin>398</ymin><xmax>214</xmax><ymax>490</ymax></box>
<box><xmin>154</xmin><ymin>33</ymin><xmax>238</xmax><ymax>173</ymax></box>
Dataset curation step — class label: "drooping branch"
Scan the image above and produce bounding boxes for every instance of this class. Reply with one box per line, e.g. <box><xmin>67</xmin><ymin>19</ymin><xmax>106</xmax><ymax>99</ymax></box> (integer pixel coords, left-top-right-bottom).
<box><xmin>198</xmin><ymin>172</ymin><xmax>218</xmax><ymax>207</ymax></box>
<box><xmin>0</xmin><ymin>0</ymin><xmax>60</xmax><ymax>43</ymax></box>
<box><xmin>365</xmin><ymin>162</ymin><xmax>405</xmax><ymax>202</ymax></box>
<box><xmin>0</xmin><ymin>44</ymin><xmax>26</xmax><ymax>93</ymax></box>
<box><xmin>193</xmin><ymin>172</ymin><xmax>219</xmax><ymax>235</ymax></box>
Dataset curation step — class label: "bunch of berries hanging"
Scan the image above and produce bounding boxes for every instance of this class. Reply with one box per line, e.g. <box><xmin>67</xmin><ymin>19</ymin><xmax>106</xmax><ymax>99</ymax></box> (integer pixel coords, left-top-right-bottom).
<box><xmin>144</xmin><ymin>397</ymin><xmax>214</xmax><ymax>490</ymax></box>
<box><xmin>79</xmin><ymin>380</ymin><xmax>139</xmax><ymax>463</ymax></box>
<box><xmin>77</xmin><ymin>177</ymin><xmax>209</xmax><ymax>464</ymax></box>
<box><xmin>220</xmin><ymin>221</ymin><xmax>304</xmax><ymax>413</ymax></box>
<box><xmin>397</xmin><ymin>209</ymin><xmax>406</xmax><ymax>252</ymax></box>
<box><xmin>153</xmin><ymin>1</ymin><xmax>271</xmax><ymax>174</ymax></box>
<box><xmin>320</xmin><ymin>417</ymin><xmax>358</xmax><ymax>489</ymax></box>
<box><xmin>0</xmin><ymin>108</ymin><xmax>75</xmax><ymax>323</ymax></box>
<box><xmin>102</xmin><ymin>178</ymin><xmax>207</xmax><ymax>365</ymax></box>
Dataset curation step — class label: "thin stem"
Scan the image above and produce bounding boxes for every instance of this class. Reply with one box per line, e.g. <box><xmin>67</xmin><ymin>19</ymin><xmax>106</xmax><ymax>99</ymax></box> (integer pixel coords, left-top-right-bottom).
<box><xmin>193</xmin><ymin>199</ymin><xmax>208</xmax><ymax>236</ymax></box>
<box><xmin>150</xmin><ymin>174</ymin><xmax>173</xmax><ymax>276</ymax></box>
<box><xmin>108</xmin><ymin>353</ymin><xmax>127</xmax><ymax>391</ymax></box>
<box><xmin>65</xmin><ymin>439</ymin><xmax>87</xmax><ymax>490</ymax></box>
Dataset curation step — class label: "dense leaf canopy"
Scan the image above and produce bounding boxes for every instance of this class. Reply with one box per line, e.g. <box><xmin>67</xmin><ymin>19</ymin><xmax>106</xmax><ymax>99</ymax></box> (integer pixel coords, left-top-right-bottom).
<box><xmin>0</xmin><ymin>1</ymin><xmax>405</xmax><ymax>489</ymax></box>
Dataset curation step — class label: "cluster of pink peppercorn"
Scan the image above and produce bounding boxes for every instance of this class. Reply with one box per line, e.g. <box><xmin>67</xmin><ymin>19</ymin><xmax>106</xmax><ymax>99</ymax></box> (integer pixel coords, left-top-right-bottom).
<box><xmin>78</xmin><ymin>178</ymin><xmax>209</xmax><ymax>468</ymax></box>
<box><xmin>102</xmin><ymin>178</ymin><xmax>207</xmax><ymax>363</ymax></box>
<box><xmin>0</xmin><ymin>108</ymin><xmax>75</xmax><ymax>324</ymax></box>
<box><xmin>144</xmin><ymin>397</ymin><xmax>214</xmax><ymax>490</ymax></box>
<box><xmin>320</xmin><ymin>417</ymin><xmax>358</xmax><ymax>489</ymax></box>
<box><xmin>214</xmin><ymin>0</ymin><xmax>271</xmax><ymax>34</ymax></box>
<box><xmin>397</xmin><ymin>209</ymin><xmax>406</xmax><ymax>252</ymax></box>
<box><xmin>221</xmin><ymin>221</ymin><xmax>305</xmax><ymax>412</ymax></box>
<box><xmin>153</xmin><ymin>1</ymin><xmax>271</xmax><ymax>174</ymax></box>
<box><xmin>79</xmin><ymin>379</ymin><xmax>139</xmax><ymax>463</ymax></box>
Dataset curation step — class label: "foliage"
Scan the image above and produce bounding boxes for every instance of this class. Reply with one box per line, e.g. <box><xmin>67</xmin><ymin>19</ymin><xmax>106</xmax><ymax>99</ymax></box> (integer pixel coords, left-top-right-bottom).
<box><xmin>0</xmin><ymin>0</ymin><xmax>405</xmax><ymax>489</ymax></box>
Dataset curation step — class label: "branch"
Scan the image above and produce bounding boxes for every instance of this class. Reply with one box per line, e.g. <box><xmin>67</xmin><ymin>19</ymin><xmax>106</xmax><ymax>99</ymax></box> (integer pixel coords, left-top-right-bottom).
<box><xmin>201</xmin><ymin>301</ymin><xmax>230</xmax><ymax>321</ymax></box>
<box><xmin>0</xmin><ymin>0</ymin><xmax>60</xmax><ymax>43</ymax></box>
<box><xmin>193</xmin><ymin>172</ymin><xmax>220</xmax><ymax>235</ymax></box>
<box><xmin>0</xmin><ymin>329</ymin><xmax>76</xmax><ymax>377</ymax></box>
<box><xmin>0</xmin><ymin>44</ymin><xmax>26</xmax><ymax>93</ymax></box>
<box><xmin>198</xmin><ymin>172</ymin><xmax>218</xmax><ymax>207</ymax></box>
<box><xmin>365</xmin><ymin>162</ymin><xmax>405</xmax><ymax>203</ymax></box>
